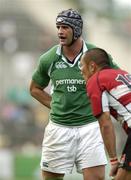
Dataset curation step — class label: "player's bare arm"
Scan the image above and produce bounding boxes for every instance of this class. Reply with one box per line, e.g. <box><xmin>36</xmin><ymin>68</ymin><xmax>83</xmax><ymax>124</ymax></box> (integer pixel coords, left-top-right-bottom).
<box><xmin>98</xmin><ymin>112</ymin><xmax>117</xmax><ymax>158</ymax></box>
<box><xmin>98</xmin><ymin>112</ymin><xmax>119</xmax><ymax>176</ymax></box>
<box><xmin>30</xmin><ymin>80</ymin><xmax>51</xmax><ymax>109</ymax></box>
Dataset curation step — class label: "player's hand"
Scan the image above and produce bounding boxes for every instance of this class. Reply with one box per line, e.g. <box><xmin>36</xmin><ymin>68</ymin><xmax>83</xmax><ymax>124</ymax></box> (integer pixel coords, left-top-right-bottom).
<box><xmin>109</xmin><ymin>157</ymin><xmax>119</xmax><ymax>177</ymax></box>
<box><xmin>109</xmin><ymin>162</ymin><xmax>119</xmax><ymax>177</ymax></box>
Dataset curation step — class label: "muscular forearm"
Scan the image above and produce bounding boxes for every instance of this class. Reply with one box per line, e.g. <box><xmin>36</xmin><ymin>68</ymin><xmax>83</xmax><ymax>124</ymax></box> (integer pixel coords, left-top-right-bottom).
<box><xmin>100</xmin><ymin>123</ymin><xmax>116</xmax><ymax>158</ymax></box>
<box><xmin>99</xmin><ymin>112</ymin><xmax>119</xmax><ymax>177</ymax></box>
<box><xmin>99</xmin><ymin>113</ymin><xmax>117</xmax><ymax>158</ymax></box>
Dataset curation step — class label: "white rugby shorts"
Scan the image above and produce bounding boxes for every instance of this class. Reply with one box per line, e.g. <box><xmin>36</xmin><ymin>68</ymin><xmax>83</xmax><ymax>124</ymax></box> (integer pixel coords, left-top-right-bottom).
<box><xmin>40</xmin><ymin>121</ymin><xmax>107</xmax><ymax>174</ymax></box>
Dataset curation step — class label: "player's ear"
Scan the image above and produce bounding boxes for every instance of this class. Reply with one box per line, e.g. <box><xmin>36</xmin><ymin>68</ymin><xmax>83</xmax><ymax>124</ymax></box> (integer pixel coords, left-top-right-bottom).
<box><xmin>89</xmin><ymin>61</ymin><xmax>95</xmax><ymax>73</ymax></box>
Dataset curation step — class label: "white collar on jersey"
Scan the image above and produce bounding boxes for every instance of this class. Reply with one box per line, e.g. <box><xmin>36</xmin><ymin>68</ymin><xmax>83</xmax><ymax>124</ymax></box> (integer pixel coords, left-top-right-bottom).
<box><xmin>56</xmin><ymin>40</ymin><xmax>88</xmax><ymax>56</ymax></box>
<box><xmin>56</xmin><ymin>40</ymin><xmax>88</xmax><ymax>67</ymax></box>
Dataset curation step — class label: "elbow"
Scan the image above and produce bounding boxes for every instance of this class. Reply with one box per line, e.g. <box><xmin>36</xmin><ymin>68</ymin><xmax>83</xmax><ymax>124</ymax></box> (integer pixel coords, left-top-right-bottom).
<box><xmin>29</xmin><ymin>86</ymin><xmax>35</xmax><ymax>97</ymax></box>
<box><xmin>29</xmin><ymin>83</ymin><xmax>37</xmax><ymax>97</ymax></box>
<box><xmin>30</xmin><ymin>89</ymin><xmax>34</xmax><ymax>97</ymax></box>
<box><xmin>30</xmin><ymin>87</ymin><xmax>40</xmax><ymax>99</ymax></box>
<box><xmin>29</xmin><ymin>81</ymin><xmax>43</xmax><ymax>98</ymax></box>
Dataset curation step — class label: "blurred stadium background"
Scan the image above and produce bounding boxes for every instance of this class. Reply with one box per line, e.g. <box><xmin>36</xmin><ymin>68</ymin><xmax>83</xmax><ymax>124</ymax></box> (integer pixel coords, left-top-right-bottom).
<box><xmin>0</xmin><ymin>0</ymin><xmax>131</xmax><ymax>180</ymax></box>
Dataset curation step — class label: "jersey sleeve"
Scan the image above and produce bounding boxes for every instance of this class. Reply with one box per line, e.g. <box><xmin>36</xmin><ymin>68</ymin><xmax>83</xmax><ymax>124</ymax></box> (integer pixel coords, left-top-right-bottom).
<box><xmin>32</xmin><ymin>55</ymin><xmax>50</xmax><ymax>88</ymax></box>
<box><xmin>87</xmin><ymin>75</ymin><xmax>109</xmax><ymax>117</ymax></box>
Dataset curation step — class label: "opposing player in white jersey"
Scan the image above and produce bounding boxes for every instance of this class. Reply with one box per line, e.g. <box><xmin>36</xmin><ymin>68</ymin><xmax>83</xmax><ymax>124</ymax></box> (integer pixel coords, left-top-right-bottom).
<box><xmin>80</xmin><ymin>48</ymin><xmax>131</xmax><ymax>180</ymax></box>
<box><xmin>30</xmin><ymin>9</ymin><xmax>119</xmax><ymax>180</ymax></box>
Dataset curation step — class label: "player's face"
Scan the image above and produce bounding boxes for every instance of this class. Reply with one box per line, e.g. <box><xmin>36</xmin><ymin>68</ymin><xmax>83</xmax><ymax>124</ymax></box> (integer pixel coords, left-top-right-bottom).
<box><xmin>80</xmin><ymin>57</ymin><xmax>94</xmax><ymax>81</ymax></box>
<box><xmin>56</xmin><ymin>24</ymin><xmax>73</xmax><ymax>46</ymax></box>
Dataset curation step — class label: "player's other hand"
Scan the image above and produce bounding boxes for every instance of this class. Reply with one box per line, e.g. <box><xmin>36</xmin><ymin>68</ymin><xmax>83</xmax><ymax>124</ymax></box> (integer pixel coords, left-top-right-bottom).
<box><xmin>109</xmin><ymin>162</ymin><xmax>119</xmax><ymax>177</ymax></box>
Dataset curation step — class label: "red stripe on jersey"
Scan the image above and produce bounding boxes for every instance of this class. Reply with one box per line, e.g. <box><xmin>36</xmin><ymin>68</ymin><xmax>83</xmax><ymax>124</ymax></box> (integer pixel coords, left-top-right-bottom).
<box><xmin>87</xmin><ymin>68</ymin><xmax>131</xmax><ymax>118</ymax></box>
<box><xmin>118</xmin><ymin>93</ymin><xmax>131</xmax><ymax>106</ymax></box>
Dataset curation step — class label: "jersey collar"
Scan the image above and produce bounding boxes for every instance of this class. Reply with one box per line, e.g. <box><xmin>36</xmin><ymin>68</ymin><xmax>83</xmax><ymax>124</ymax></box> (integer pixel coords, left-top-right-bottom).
<box><xmin>56</xmin><ymin>40</ymin><xmax>88</xmax><ymax>56</ymax></box>
<box><xmin>56</xmin><ymin>40</ymin><xmax>88</xmax><ymax>67</ymax></box>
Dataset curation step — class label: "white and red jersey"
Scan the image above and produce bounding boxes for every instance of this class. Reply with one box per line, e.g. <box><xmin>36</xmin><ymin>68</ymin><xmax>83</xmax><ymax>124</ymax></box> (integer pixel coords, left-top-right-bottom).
<box><xmin>87</xmin><ymin>68</ymin><xmax>131</xmax><ymax>128</ymax></box>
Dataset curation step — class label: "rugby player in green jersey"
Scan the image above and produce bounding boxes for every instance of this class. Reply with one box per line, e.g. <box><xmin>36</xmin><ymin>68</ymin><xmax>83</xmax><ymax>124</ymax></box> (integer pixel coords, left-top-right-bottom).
<box><xmin>30</xmin><ymin>9</ymin><xmax>119</xmax><ymax>180</ymax></box>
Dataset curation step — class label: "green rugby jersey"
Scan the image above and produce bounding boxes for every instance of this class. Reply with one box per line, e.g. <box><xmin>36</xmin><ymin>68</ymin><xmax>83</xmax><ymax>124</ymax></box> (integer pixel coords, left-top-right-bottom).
<box><xmin>32</xmin><ymin>41</ymin><xmax>119</xmax><ymax>126</ymax></box>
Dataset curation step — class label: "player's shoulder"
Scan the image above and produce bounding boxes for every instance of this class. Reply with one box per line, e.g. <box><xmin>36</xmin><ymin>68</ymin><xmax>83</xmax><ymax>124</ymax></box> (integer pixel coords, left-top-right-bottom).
<box><xmin>99</xmin><ymin>69</ymin><xmax>114</xmax><ymax>78</ymax></box>
<box><xmin>98</xmin><ymin>69</ymin><xmax>119</xmax><ymax>85</ymax></box>
<box><xmin>38</xmin><ymin>45</ymin><xmax>59</xmax><ymax>66</ymax></box>
<box><xmin>40</xmin><ymin>45</ymin><xmax>59</xmax><ymax>59</ymax></box>
<box><xmin>88</xmin><ymin>72</ymin><xmax>98</xmax><ymax>88</ymax></box>
<box><xmin>100</xmin><ymin>68</ymin><xmax>124</xmax><ymax>77</ymax></box>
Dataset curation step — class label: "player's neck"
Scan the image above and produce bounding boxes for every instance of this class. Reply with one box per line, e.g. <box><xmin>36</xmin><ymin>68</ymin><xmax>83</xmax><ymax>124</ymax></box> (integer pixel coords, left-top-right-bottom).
<box><xmin>62</xmin><ymin>38</ymin><xmax>83</xmax><ymax>61</ymax></box>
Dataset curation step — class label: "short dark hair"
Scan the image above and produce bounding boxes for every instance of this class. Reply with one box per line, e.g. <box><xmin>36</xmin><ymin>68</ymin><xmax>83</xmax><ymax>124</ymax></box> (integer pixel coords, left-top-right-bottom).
<box><xmin>84</xmin><ymin>48</ymin><xmax>110</xmax><ymax>68</ymax></box>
